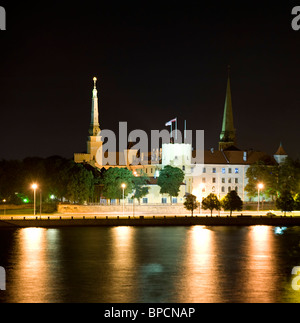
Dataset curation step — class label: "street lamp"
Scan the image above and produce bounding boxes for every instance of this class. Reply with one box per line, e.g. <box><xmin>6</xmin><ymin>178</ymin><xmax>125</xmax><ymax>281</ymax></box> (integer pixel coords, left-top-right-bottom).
<box><xmin>121</xmin><ymin>183</ymin><xmax>126</xmax><ymax>217</ymax></box>
<box><xmin>2</xmin><ymin>199</ymin><xmax>6</xmax><ymax>215</ymax></box>
<box><xmin>257</xmin><ymin>183</ymin><xmax>264</xmax><ymax>213</ymax></box>
<box><xmin>31</xmin><ymin>184</ymin><xmax>38</xmax><ymax>216</ymax></box>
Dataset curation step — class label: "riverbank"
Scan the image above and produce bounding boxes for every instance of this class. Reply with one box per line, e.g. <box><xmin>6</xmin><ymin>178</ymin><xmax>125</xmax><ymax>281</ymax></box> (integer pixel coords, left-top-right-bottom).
<box><xmin>1</xmin><ymin>215</ymin><xmax>300</xmax><ymax>228</ymax></box>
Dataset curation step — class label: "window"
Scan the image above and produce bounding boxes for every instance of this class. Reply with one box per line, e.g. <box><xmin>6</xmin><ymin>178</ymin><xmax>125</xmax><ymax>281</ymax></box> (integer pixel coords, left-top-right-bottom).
<box><xmin>221</xmin><ymin>186</ymin><xmax>225</xmax><ymax>193</ymax></box>
<box><xmin>222</xmin><ymin>168</ymin><xmax>226</xmax><ymax>174</ymax></box>
<box><xmin>128</xmin><ymin>199</ymin><xmax>133</xmax><ymax>204</ymax></box>
<box><xmin>228</xmin><ymin>178</ymin><xmax>232</xmax><ymax>184</ymax></box>
<box><xmin>202</xmin><ymin>177</ymin><xmax>206</xmax><ymax>183</ymax></box>
<box><xmin>143</xmin><ymin>198</ymin><xmax>148</xmax><ymax>204</ymax></box>
<box><xmin>203</xmin><ymin>167</ymin><xmax>206</xmax><ymax>173</ymax></box>
<box><xmin>162</xmin><ymin>197</ymin><xmax>167</xmax><ymax>204</ymax></box>
<box><xmin>228</xmin><ymin>186</ymin><xmax>231</xmax><ymax>192</ymax></box>
<box><xmin>212</xmin><ymin>186</ymin><xmax>216</xmax><ymax>192</ymax></box>
<box><xmin>222</xmin><ymin>178</ymin><xmax>225</xmax><ymax>183</ymax></box>
<box><xmin>235</xmin><ymin>178</ymin><xmax>239</xmax><ymax>184</ymax></box>
<box><xmin>235</xmin><ymin>168</ymin><xmax>239</xmax><ymax>174</ymax></box>
<box><xmin>228</xmin><ymin>168</ymin><xmax>232</xmax><ymax>174</ymax></box>
<box><xmin>182</xmin><ymin>165</ymin><xmax>185</xmax><ymax>171</ymax></box>
<box><xmin>212</xmin><ymin>168</ymin><xmax>216</xmax><ymax>173</ymax></box>
<box><xmin>111</xmin><ymin>199</ymin><xmax>116</xmax><ymax>205</ymax></box>
<box><xmin>172</xmin><ymin>197</ymin><xmax>177</xmax><ymax>204</ymax></box>
<box><xmin>235</xmin><ymin>186</ymin><xmax>238</xmax><ymax>193</ymax></box>
<box><xmin>212</xmin><ymin>177</ymin><xmax>216</xmax><ymax>183</ymax></box>
<box><xmin>151</xmin><ymin>168</ymin><xmax>153</xmax><ymax>174</ymax></box>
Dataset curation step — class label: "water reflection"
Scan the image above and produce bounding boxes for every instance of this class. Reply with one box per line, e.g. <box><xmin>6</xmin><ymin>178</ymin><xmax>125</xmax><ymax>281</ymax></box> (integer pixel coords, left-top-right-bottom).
<box><xmin>1</xmin><ymin>226</ymin><xmax>300</xmax><ymax>303</ymax></box>
<box><xmin>177</xmin><ymin>226</ymin><xmax>218</xmax><ymax>302</ymax></box>
<box><xmin>242</xmin><ymin>226</ymin><xmax>277</xmax><ymax>302</ymax></box>
<box><xmin>7</xmin><ymin>228</ymin><xmax>57</xmax><ymax>302</ymax></box>
<box><xmin>108</xmin><ymin>226</ymin><xmax>136</xmax><ymax>302</ymax></box>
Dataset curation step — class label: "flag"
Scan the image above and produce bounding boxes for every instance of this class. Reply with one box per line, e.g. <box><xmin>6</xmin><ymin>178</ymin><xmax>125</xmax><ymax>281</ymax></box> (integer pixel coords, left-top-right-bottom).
<box><xmin>165</xmin><ymin>118</ymin><xmax>177</xmax><ymax>126</ymax></box>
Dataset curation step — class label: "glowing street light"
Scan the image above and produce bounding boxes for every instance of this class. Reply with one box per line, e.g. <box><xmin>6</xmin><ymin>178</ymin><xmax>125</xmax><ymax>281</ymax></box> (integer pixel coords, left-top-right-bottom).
<box><xmin>31</xmin><ymin>184</ymin><xmax>38</xmax><ymax>216</ymax></box>
<box><xmin>2</xmin><ymin>199</ymin><xmax>6</xmax><ymax>215</ymax></box>
<box><xmin>257</xmin><ymin>183</ymin><xmax>264</xmax><ymax>213</ymax></box>
<box><xmin>121</xmin><ymin>183</ymin><xmax>126</xmax><ymax>217</ymax></box>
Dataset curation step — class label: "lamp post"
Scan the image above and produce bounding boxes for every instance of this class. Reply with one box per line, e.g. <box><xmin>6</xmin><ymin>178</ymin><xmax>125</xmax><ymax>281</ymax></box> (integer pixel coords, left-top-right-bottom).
<box><xmin>121</xmin><ymin>183</ymin><xmax>126</xmax><ymax>217</ymax></box>
<box><xmin>32</xmin><ymin>184</ymin><xmax>38</xmax><ymax>216</ymax></box>
<box><xmin>257</xmin><ymin>183</ymin><xmax>264</xmax><ymax>213</ymax></box>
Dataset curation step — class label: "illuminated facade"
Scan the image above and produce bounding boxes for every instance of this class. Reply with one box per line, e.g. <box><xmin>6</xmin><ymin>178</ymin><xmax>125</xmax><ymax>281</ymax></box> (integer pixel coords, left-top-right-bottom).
<box><xmin>74</xmin><ymin>76</ymin><xmax>287</xmax><ymax>204</ymax></box>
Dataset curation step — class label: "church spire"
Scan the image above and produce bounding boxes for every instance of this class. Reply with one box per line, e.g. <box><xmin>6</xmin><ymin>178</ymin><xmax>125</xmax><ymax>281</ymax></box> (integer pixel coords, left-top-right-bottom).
<box><xmin>219</xmin><ymin>66</ymin><xmax>236</xmax><ymax>150</ymax></box>
<box><xmin>89</xmin><ymin>77</ymin><xmax>101</xmax><ymax>136</ymax></box>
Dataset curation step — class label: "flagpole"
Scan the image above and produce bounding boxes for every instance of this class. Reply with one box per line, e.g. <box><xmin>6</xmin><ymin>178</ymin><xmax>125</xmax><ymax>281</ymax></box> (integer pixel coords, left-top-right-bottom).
<box><xmin>184</xmin><ymin>120</ymin><xmax>186</xmax><ymax>142</ymax></box>
<box><xmin>175</xmin><ymin>118</ymin><xmax>177</xmax><ymax>141</ymax></box>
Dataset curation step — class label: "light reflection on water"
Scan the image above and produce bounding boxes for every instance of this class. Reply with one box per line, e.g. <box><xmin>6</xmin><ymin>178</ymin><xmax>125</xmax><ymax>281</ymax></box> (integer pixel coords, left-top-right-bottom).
<box><xmin>1</xmin><ymin>226</ymin><xmax>300</xmax><ymax>303</ymax></box>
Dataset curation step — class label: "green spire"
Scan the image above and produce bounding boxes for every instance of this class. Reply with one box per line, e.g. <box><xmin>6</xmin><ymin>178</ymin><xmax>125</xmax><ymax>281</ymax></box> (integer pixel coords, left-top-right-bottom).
<box><xmin>219</xmin><ymin>66</ymin><xmax>236</xmax><ymax>150</ymax></box>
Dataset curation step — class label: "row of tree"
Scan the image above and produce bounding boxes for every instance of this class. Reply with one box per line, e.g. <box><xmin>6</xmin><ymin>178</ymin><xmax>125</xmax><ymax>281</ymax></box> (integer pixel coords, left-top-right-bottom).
<box><xmin>0</xmin><ymin>156</ymin><xmax>95</xmax><ymax>204</ymax></box>
<box><xmin>184</xmin><ymin>191</ymin><xmax>243</xmax><ymax>216</ymax></box>
<box><xmin>0</xmin><ymin>157</ymin><xmax>185</xmax><ymax>205</ymax></box>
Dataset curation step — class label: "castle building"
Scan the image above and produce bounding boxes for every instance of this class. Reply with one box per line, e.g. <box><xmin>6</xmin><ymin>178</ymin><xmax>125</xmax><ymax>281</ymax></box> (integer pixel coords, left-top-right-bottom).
<box><xmin>74</xmin><ymin>74</ymin><xmax>287</xmax><ymax>204</ymax></box>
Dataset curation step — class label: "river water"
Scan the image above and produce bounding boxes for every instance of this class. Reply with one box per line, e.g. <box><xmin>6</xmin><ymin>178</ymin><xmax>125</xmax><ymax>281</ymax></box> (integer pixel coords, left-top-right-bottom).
<box><xmin>0</xmin><ymin>225</ymin><xmax>300</xmax><ymax>303</ymax></box>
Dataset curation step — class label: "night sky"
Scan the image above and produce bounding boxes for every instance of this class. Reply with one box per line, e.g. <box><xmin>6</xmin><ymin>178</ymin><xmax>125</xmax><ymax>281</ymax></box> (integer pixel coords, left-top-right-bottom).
<box><xmin>0</xmin><ymin>1</ymin><xmax>299</xmax><ymax>160</ymax></box>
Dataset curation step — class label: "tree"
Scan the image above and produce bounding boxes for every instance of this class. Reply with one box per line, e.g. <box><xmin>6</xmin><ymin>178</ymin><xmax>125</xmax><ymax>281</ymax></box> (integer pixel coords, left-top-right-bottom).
<box><xmin>202</xmin><ymin>193</ymin><xmax>221</xmax><ymax>216</ymax></box>
<box><xmin>132</xmin><ymin>172</ymin><xmax>149</xmax><ymax>204</ymax></box>
<box><xmin>157</xmin><ymin>165</ymin><xmax>184</xmax><ymax>203</ymax></box>
<box><xmin>276</xmin><ymin>190</ymin><xmax>295</xmax><ymax>215</ymax></box>
<box><xmin>295</xmin><ymin>194</ymin><xmax>300</xmax><ymax>211</ymax></box>
<box><xmin>245</xmin><ymin>160</ymin><xmax>278</xmax><ymax>200</ymax></box>
<box><xmin>102</xmin><ymin>167</ymin><xmax>134</xmax><ymax>203</ymax></box>
<box><xmin>184</xmin><ymin>194</ymin><xmax>199</xmax><ymax>216</ymax></box>
<box><xmin>221</xmin><ymin>190</ymin><xmax>243</xmax><ymax>216</ymax></box>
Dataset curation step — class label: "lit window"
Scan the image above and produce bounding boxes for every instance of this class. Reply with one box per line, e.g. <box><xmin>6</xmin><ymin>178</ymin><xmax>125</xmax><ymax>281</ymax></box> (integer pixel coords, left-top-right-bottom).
<box><xmin>222</xmin><ymin>168</ymin><xmax>226</xmax><ymax>174</ymax></box>
<box><xmin>235</xmin><ymin>168</ymin><xmax>239</xmax><ymax>174</ymax></box>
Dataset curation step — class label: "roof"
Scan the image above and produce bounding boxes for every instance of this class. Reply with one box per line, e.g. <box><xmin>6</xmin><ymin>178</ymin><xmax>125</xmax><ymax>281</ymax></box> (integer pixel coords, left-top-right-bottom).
<box><xmin>193</xmin><ymin>149</ymin><xmax>277</xmax><ymax>165</ymax></box>
<box><xmin>275</xmin><ymin>143</ymin><xmax>288</xmax><ymax>156</ymax></box>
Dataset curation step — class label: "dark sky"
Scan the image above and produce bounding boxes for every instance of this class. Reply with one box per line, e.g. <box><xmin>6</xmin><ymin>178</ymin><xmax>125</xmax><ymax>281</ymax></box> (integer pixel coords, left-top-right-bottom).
<box><xmin>0</xmin><ymin>1</ymin><xmax>299</xmax><ymax>160</ymax></box>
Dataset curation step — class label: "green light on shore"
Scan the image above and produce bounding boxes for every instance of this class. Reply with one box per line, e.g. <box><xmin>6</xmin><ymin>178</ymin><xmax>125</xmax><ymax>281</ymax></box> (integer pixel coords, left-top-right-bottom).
<box><xmin>23</xmin><ymin>198</ymin><xmax>29</xmax><ymax>203</ymax></box>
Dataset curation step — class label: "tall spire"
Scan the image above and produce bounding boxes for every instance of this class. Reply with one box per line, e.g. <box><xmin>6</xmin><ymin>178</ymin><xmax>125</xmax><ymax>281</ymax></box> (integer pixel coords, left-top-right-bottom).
<box><xmin>89</xmin><ymin>77</ymin><xmax>101</xmax><ymax>136</ymax></box>
<box><xmin>219</xmin><ymin>66</ymin><xmax>236</xmax><ymax>150</ymax></box>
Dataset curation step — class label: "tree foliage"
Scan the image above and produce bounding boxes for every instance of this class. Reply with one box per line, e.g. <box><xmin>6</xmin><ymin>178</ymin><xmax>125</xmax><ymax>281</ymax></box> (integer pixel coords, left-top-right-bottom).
<box><xmin>221</xmin><ymin>190</ymin><xmax>243</xmax><ymax>216</ymax></box>
<box><xmin>183</xmin><ymin>193</ymin><xmax>199</xmax><ymax>216</ymax></box>
<box><xmin>157</xmin><ymin>165</ymin><xmax>184</xmax><ymax>203</ymax></box>
<box><xmin>276</xmin><ymin>190</ymin><xmax>295</xmax><ymax>215</ymax></box>
<box><xmin>0</xmin><ymin>157</ymin><xmax>95</xmax><ymax>204</ymax></box>
<box><xmin>132</xmin><ymin>172</ymin><xmax>149</xmax><ymax>204</ymax></box>
<box><xmin>101</xmin><ymin>167</ymin><xmax>135</xmax><ymax>201</ymax></box>
<box><xmin>202</xmin><ymin>193</ymin><xmax>221</xmax><ymax>216</ymax></box>
<box><xmin>245</xmin><ymin>157</ymin><xmax>300</xmax><ymax>200</ymax></box>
